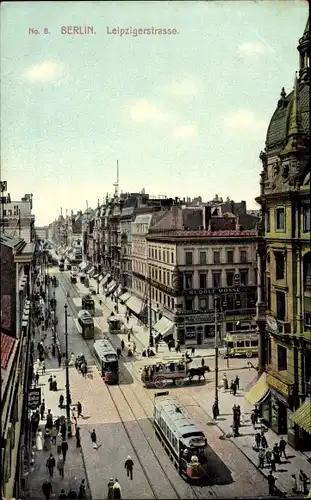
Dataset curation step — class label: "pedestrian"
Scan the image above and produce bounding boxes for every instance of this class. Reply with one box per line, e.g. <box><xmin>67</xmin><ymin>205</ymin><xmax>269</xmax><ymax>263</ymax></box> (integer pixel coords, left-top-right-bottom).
<box><xmin>35</xmin><ymin>371</ymin><xmax>40</xmax><ymax>386</ymax></box>
<box><xmin>128</xmin><ymin>331</ymin><xmax>131</xmax><ymax>342</ymax></box>
<box><xmin>51</xmin><ymin>425</ymin><xmax>58</xmax><ymax>445</ymax></box>
<box><xmin>267</xmin><ymin>472</ymin><xmax>275</xmax><ymax>496</ymax></box>
<box><xmin>77</xmin><ymin>479</ymin><xmax>87</xmax><ymax>499</ymax></box>
<box><xmin>191</xmin><ymin>346</ymin><xmax>195</xmax><ymax>356</ymax></box>
<box><xmin>76</xmin><ymin>427</ymin><xmax>81</xmax><ymax>448</ymax></box>
<box><xmin>99</xmin><ymin>299</ymin><xmax>102</xmax><ymax>306</ymax></box>
<box><xmin>48</xmin><ymin>375</ymin><xmax>53</xmax><ymax>391</ymax></box>
<box><xmin>81</xmin><ymin>363</ymin><xmax>87</xmax><ymax>377</ymax></box>
<box><xmin>291</xmin><ymin>474</ymin><xmax>298</xmax><ymax>494</ymax></box>
<box><xmin>56</xmin><ymin>432</ymin><xmax>63</xmax><ymax>455</ymax></box>
<box><xmin>61</xmin><ymin>439</ymin><xmax>69</xmax><ymax>462</ymax></box>
<box><xmin>67</xmin><ymin>490</ymin><xmax>78</xmax><ymax>499</ymax></box>
<box><xmin>53</xmin><ymin>376</ymin><xmax>58</xmax><ymax>391</ymax></box>
<box><xmin>59</xmin><ymin>489</ymin><xmax>67</xmax><ymax>499</ymax></box>
<box><xmin>255</xmin><ymin>433</ymin><xmax>261</xmax><ymax>450</ymax></box>
<box><xmin>201</xmin><ymin>357</ymin><xmax>205</xmax><ymax>367</ymax></box>
<box><xmin>107</xmin><ymin>478</ymin><xmax>115</xmax><ymax>499</ymax></box>
<box><xmin>230</xmin><ymin>380</ymin><xmax>235</xmax><ymax>394</ymax></box>
<box><xmin>234</xmin><ymin>375</ymin><xmax>240</xmax><ymax>390</ymax></box>
<box><xmin>121</xmin><ymin>340</ymin><xmax>125</xmax><ymax>351</ymax></box>
<box><xmin>265</xmin><ymin>448</ymin><xmax>272</xmax><ymax>466</ymax></box>
<box><xmin>250</xmin><ymin>411</ymin><xmax>256</xmax><ymax>429</ymax></box>
<box><xmin>46</xmin><ymin>453</ymin><xmax>56</xmax><ymax>477</ymax></box>
<box><xmin>117</xmin><ymin>347</ymin><xmax>121</xmax><ymax>359</ymax></box>
<box><xmin>232</xmin><ymin>381</ymin><xmax>237</xmax><ymax>396</ymax></box>
<box><xmin>236</xmin><ymin>405</ymin><xmax>241</xmax><ymax>427</ymax></box>
<box><xmin>168</xmin><ymin>341</ymin><xmax>172</xmax><ymax>352</ymax></box>
<box><xmin>279</xmin><ymin>437</ymin><xmax>287</xmax><ymax>459</ymax></box>
<box><xmin>43</xmin><ymin>428</ymin><xmax>52</xmax><ymax>451</ymax></box>
<box><xmin>299</xmin><ymin>470</ymin><xmax>308</xmax><ymax>494</ymax></box>
<box><xmin>222</xmin><ymin>373</ymin><xmax>228</xmax><ymax>391</ymax></box>
<box><xmin>272</xmin><ymin>443</ymin><xmax>280</xmax><ymax>463</ymax></box>
<box><xmin>253</xmin><ymin>406</ymin><xmax>260</xmax><ymax>424</ymax></box>
<box><xmin>133</xmin><ymin>341</ymin><xmax>136</xmax><ymax>353</ymax></box>
<box><xmin>113</xmin><ymin>479</ymin><xmax>122</xmax><ymax>499</ymax></box>
<box><xmin>124</xmin><ymin>455</ymin><xmax>134</xmax><ymax>480</ymax></box>
<box><xmin>40</xmin><ymin>399</ymin><xmax>45</xmax><ymax>420</ymax></box>
<box><xmin>57</xmin><ymin>454</ymin><xmax>64</xmax><ymax>478</ymax></box>
<box><xmin>42</xmin><ymin>479</ymin><xmax>53</xmax><ymax>500</ymax></box>
<box><xmin>261</xmin><ymin>432</ymin><xmax>268</xmax><ymax>449</ymax></box>
<box><xmin>46</xmin><ymin>409</ymin><xmax>53</xmax><ymax>430</ymax></box>
<box><xmin>58</xmin><ymin>351</ymin><xmax>62</xmax><ymax>367</ymax></box>
<box><xmin>55</xmin><ymin>417</ymin><xmax>60</xmax><ymax>433</ymax></box>
<box><xmin>59</xmin><ymin>394</ymin><xmax>64</xmax><ymax>408</ymax></box>
<box><xmin>77</xmin><ymin>401</ymin><xmax>82</xmax><ymax>418</ymax></box>
<box><xmin>270</xmin><ymin>454</ymin><xmax>276</xmax><ymax>472</ymax></box>
<box><xmin>90</xmin><ymin>429</ymin><xmax>97</xmax><ymax>449</ymax></box>
<box><xmin>61</xmin><ymin>421</ymin><xmax>67</xmax><ymax>440</ymax></box>
<box><xmin>212</xmin><ymin>401</ymin><xmax>219</xmax><ymax>420</ymax></box>
<box><xmin>258</xmin><ymin>449</ymin><xmax>265</xmax><ymax>469</ymax></box>
<box><xmin>155</xmin><ymin>342</ymin><xmax>159</xmax><ymax>353</ymax></box>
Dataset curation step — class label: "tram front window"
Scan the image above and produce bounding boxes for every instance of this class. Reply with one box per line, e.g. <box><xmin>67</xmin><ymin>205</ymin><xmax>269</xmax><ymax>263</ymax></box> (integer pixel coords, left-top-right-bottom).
<box><xmin>105</xmin><ymin>360</ymin><xmax>118</xmax><ymax>372</ymax></box>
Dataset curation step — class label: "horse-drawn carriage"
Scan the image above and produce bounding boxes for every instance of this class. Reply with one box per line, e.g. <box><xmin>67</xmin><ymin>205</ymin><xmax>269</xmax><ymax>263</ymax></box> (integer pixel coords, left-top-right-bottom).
<box><xmin>141</xmin><ymin>356</ymin><xmax>210</xmax><ymax>388</ymax></box>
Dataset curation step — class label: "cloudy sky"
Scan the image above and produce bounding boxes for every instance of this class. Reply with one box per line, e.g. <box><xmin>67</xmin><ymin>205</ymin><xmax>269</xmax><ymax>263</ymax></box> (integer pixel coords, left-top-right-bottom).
<box><xmin>1</xmin><ymin>1</ymin><xmax>308</xmax><ymax>225</ymax></box>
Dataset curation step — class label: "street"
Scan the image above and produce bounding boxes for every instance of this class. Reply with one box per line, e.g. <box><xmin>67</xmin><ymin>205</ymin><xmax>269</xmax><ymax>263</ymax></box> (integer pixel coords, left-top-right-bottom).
<box><xmin>48</xmin><ymin>268</ymin><xmax>270</xmax><ymax>499</ymax></box>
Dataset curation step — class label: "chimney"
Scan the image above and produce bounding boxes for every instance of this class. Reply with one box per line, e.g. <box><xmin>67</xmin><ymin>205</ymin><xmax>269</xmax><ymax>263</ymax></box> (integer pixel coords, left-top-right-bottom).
<box><xmin>231</xmin><ymin>200</ymin><xmax>234</xmax><ymax>214</ymax></box>
<box><xmin>204</xmin><ymin>206</ymin><xmax>211</xmax><ymax>230</ymax></box>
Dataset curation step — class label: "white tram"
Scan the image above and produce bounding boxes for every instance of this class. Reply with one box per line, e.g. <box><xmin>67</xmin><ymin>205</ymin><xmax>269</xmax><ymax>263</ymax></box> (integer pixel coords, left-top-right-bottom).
<box><xmin>154</xmin><ymin>392</ymin><xmax>208</xmax><ymax>482</ymax></box>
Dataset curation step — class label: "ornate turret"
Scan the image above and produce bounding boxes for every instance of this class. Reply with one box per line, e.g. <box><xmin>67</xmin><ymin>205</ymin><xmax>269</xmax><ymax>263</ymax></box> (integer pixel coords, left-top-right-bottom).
<box><xmin>280</xmin><ymin>73</ymin><xmax>307</xmax><ymax>156</ymax></box>
<box><xmin>297</xmin><ymin>18</ymin><xmax>309</xmax><ymax>83</ymax></box>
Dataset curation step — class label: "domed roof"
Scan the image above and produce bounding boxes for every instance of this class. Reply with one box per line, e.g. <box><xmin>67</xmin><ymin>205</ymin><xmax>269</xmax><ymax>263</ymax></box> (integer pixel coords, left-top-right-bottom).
<box><xmin>265</xmin><ymin>81</ymin><xmax>310</xmax><ymax>152</ymax></box>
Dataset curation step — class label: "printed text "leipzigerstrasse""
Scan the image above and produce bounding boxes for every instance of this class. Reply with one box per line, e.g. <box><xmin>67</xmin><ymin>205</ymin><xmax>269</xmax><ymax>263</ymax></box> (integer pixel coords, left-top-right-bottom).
<box><xmin>106</xmin><ymin>26</ymin><xmax>179</xmax><ymax>37</ymax></box>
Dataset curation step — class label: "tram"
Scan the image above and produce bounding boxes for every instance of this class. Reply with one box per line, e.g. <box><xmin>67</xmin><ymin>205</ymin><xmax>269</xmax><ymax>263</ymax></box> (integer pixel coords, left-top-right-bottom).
<box><xmin>70</xmin><ymin>271</ymin><xmax>77</xmax><ymax>283</ymax></box>
<box><xmin>93</xmin><ymin>339</ymin><xmax>119</xmax><ymax>384</ymax></box>
<box><xmin>154</xmin><ymin>392</ymin><xmax>208</xmax><ymax>483</ymax></box>
<box><xmin>81</xmin><ymin>294</ymin><xmax>95</xmax><ymax>315</ymax></box>
<box><xmin>77</xmin><ymin>310</ymin><xmax>94</xmax><ymax>339</ymax></box>
<box><xmin>59</xmin><ymin>258</ymin><xmax>65</xmax><ymax>271</ymax></box>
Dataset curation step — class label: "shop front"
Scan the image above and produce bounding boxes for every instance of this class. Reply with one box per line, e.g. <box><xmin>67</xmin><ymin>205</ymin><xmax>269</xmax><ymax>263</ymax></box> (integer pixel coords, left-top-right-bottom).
<box><xmin>266</xmin><ymin>373</ymin><xmax>297</xmax><ymax>448</ymax></box>
<box><xmin>173</xmin><ymin>313</ymin><xmax>217</xmax><ymax>346</ymax></box>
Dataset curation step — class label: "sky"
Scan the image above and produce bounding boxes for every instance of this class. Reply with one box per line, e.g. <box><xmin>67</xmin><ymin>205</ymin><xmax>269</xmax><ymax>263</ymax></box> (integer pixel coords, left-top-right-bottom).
<box><xmin>1</xmin><ymin>0</ymin><xmax>308</xmax><ymax>226</ymax></box>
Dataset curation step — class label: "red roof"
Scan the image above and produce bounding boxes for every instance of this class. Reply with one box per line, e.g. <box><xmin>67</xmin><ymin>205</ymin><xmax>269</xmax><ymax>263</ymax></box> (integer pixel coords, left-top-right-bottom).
<box><xmin>1</xmin><ymin>333</ymin><xmax>15</xmax><ymax>369</ymax></box>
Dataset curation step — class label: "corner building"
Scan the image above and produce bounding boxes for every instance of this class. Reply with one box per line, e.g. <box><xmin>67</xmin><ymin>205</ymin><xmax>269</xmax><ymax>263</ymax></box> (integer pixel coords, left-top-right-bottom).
<box><xmin>255</xmin><ymin>18</ymin><xmax>311</xmax><ymax>451</ymax></box>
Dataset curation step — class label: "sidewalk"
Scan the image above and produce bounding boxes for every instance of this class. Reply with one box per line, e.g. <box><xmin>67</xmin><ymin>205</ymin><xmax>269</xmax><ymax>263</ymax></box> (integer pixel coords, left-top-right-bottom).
<box><xmin>82</xmin><ymin>277</ymin><xmax>311</xmax><ymax>497</ymax></box>
<box><xmin>28</xmin><ymin>278</ymin><xmax>90</xmax><ymax>499</ymax></box>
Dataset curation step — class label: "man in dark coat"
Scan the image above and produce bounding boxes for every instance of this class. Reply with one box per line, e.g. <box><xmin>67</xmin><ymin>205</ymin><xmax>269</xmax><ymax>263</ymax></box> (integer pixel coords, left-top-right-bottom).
<box><xmin>61</xmin><ymin>439</ymin><xmax>69</xmax><ymax>462</ymax></box>
<box><xmin>46</xmin><ymin>453</ymin><xmax>56</xmax><ymax>477</ymax></box>
<box><xmin>42</xmin><ymin>480</ymin><xmax>53</xmax><ymax>500</ymax></box>
<box><xmin>77</xmin><ymin>401</ymin><xmax>82</xmax><ymax>418</ymax></box>
<box><xmin>46</xmin><ymin>410</ymin><xmax>53</xmax><ymax>430</ymax></box>
<box><xmin>267</xmin><ymin>472</ymin><xmax>276</xmax><ymax>495</ymax></box>
<box><xmin>40</xmin><ymin>399</ymin><xmax>45</xmax><ymax>420</ymax></box>
<box><xmin>124</xmin><ymin>455</ymin><xmax>134</xmax><ymax>480</ymax></box>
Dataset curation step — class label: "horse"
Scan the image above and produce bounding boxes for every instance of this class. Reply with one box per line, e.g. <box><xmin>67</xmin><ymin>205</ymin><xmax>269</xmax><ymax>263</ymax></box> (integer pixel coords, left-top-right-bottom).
<box><xmin>187</xmin><ymin>366</ymin><xmax>210</xmax><ymax>383</ymax></box>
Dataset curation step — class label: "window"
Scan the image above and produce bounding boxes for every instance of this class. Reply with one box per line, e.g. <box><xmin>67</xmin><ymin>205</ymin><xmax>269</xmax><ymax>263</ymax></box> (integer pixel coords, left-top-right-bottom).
<box><xmin>185</xmin><ymin>251</ymin><xmax>193</xmax><ymax>265</ymax></box>
<box><xmin>277</xmin><ymin>344</ymin><xmax>287</xmax><ymax>371</ymax></box>
<box><xmin>171</xmin><ymin>298</ymin><xmax>175</xmax><ymax>310</ymax></box>
<box><xmin>167</xmin><ymin>296</ymin><xmax>171</xmax><ymax>309</ymax></box>
<box><xmin>155</xmin><ymin>249</ymin><xmax>158</xmax><ymax>260</ymax></box>
<box><xmin>240</xmin><ymin>269</ymin><xmax>249</xmax><ymax>286</ymax></box>
<box><xmin>276</xmin><ymin>207</ymin><xmax>285</xmax><ymax>231</ymax></box>
<box><xmin>266</xmin><ymin>208</ymin><xmax>270</xmax><ymax>233</ymax></box>
<box><xmin>167</xmin><ymin>271</ymin><xmax>170</xmax><ymax>286</ymax></box>
<box><xmin>227</xmin><ymin>250</ymin><xmax>234</xmax><ymax>263</ymax></box>
<box><xmin>171</xmin><ymin>251</ymin><xmax>174</xmax><ymax>264</ymax></box>
<box><xmin>167</xmin><ymin>250</ymin><xmax>169</xmax><ymax>262</ymax></box>
<box><xmin>185</xmin><ymin>298</ymin><xmax>193</xmax><ymax>311</ymax></box>
<box><xmin>226</xmin><ymin>271</ymin><xmax>234</xmax><ymax>287</ymax></box>
<box><xmin>184</xmin><ymin>273</ymin><xmax>193</xmax><ymax>289</ymax></box>
<box><xmin>159</xmin><ymin>249</ymin><xmax>161</xmax><ymax>260</ymax></box>
<box><xmin>237</xmin><ymin>341</ymin><xmax>244</xmax><ymax>348</ymax></box>
<box><xmin>226</xmin><ymin>322</ymin><xmax>234</xmax><ymax>333</ymax></box>
<box><xmin>199</xmin><ymin>298</ymin><xmax>207</xmax><ymax>310</ymax></box>
<box><xmin>155</xmin><ymin>290</ymin><xmax>158</xmax><ymax>301</ymax></box>
<box><xmin>234</xmin><ymin>294</ymin><xmax>241</xmax><ymax>308</ymax></box>
<box><xmin>303</xmin><ymin>206</ymin><xmax>310</xmax><ymax>233</ymax></box>
<box><xmin>199</xmin><ymin>273</ymin><xmax>207</xmax><ymax>289</ymax></box>
<box><xmin>213</xmin><ymin>251</ymin><xmax>220</xmax><ymax>264</ymax></box>
<box><xmin>155</xmin><ymin>268</ymin><xmax>158</xmax><ymax>280</ymax></box>
<box><xmin>276</xmin><ymin>291</ymin><xmax>286</xmax><ymax>321</ymax></box>
<box><xmin>199</xmin><ymin>251</ymin><xmax>206</xmax><ymax>265</ymax></box>
<box><xmin>159</xmin><ymin>269</ymin><xmax>162</xmax><ymax>282</ymax></box>
<box><xmin>275</xmin><ymin>252</ymin><xmax>285</xmax><ymax>280</ymax></box>
<box><xmin>212</xmin><ymin>272</ymin><xmax>221</xmax><ymax>288</ymax></box>
<box><xmin>240</xmin><ymin>250</ymin><xmax>247</xmax><ymax>263</ymax></box>
<box><xmin>204</xmin><ymin>325</ymin><xmax>214</xmax><ymax>338</ymax></box>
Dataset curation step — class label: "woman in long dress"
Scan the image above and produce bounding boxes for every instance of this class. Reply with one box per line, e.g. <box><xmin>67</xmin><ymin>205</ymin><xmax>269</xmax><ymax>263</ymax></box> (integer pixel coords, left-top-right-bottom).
<box><xmin>43</xmin><ymin>429</ymin><xmax>51</xmax><ymax>451</ymax></box>
<box><xmin>36</xmin><ymin>430</ymin><xmax>43</xmax><ymax>451</ymax></box>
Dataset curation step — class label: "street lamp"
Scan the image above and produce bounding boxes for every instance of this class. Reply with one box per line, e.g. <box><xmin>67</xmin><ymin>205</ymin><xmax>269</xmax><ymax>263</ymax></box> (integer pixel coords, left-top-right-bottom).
<box><xmin>214</xmin><ymin>295</ymin><xmax>219</xmax><ymax>416</ymax></box>
<box><xmin>64</xmin><ymin>304</ymin><xmax>72</xmax><ymax>438</ymax></box>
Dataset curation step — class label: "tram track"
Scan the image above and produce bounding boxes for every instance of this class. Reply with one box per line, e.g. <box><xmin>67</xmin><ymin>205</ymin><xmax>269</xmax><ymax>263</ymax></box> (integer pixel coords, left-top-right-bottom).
<box><xmin>58</xmin><ymin>272</ymin><xmax>220</xmax><ymax>499</ymax></box>
<box><xmin>57</xmin><ymin>273</ymin><xmax>186</xmax><ymax>499</ymax></box>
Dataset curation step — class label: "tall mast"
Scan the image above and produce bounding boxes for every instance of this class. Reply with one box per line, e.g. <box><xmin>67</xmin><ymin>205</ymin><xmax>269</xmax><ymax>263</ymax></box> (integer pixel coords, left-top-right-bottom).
<box><xmin>113</xmin><ymin>160</ymin><xmax>119</xmax><ymax>198</ymax></box>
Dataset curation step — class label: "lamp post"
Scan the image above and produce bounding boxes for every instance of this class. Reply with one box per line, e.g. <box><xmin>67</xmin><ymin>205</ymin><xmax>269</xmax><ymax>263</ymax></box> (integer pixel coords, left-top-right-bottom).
<box><xmin>214</xmin><ymin>295</ymin><xmax>219</xmax><ymax>416</ymax></box>
<box><xmin>64</xmin><ymin>304</ymin><xmax>72</xmax><ymax>438</ymax></box>
<box><xmin>53</xmin><ymin>287</ymin><xmax>56</xmax><ymax>345</ymax></box>
<box><xmin>148</xmin><ymin>266</ymin><xmax>154</xmax><ymax>347</ymax></box>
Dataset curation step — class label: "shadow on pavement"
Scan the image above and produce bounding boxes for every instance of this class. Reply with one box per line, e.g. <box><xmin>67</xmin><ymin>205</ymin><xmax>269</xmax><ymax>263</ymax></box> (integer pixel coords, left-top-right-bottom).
<box><xmin>205</xmin><ymin>444</ymin><xmax>234</xmax><ymax>486</ymax></box>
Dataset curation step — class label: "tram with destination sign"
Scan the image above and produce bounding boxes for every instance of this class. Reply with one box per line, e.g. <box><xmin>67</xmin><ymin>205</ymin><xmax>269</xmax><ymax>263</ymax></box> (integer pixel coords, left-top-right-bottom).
<box><xmin>77</xmin><ymin>310</ymin><xmax>94</xmax><ymax>339</ymax></box>
<box><xmin>154</xmin><ymin>392</ymin><xmax>208</xmax><ymax>482</ymax></box>
<box><xmin>81</xmin><ymin>294</ymin><xmax>95</xmax><ymax>315</ymax></box>
<box><xmin>93</xmin><ymin>339</ymin><xmax>119</xmax><ymax>384</ymax></box>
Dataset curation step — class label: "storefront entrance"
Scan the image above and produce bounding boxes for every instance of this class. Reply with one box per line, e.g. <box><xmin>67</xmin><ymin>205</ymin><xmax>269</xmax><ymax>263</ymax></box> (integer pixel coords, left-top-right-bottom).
<box><xmin>270</xmin><ymin>392</ymin><xmax>288</xmax><ymax>435</ymax></box>
<box><xmin>278</xmin><ymin>401</ymin><xmax>288</xmax><ymax>434</ymax></box>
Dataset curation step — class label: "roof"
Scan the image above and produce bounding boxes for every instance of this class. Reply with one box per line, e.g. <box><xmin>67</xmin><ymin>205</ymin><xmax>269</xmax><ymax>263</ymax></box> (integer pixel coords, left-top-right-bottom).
<box><xmin>93</xmin><ymin>339</ymin><xmax>117</xmax><ymax>360</ymax></box>
<box><xmin>156</xmin><ymin>397</ymin><xmax>204</xmax><ymax>438</ymax></box>
<box><xmin>146</xmin><ymin>229</ymin><xmax>257</xmax><ymax>241</ymax></box>
<box><xmin>0</xmin><ymin>233</ymin><xmax>26</xmax><ymax>252</ymax></box>
<box><xmin>1</xmin><ymin>333</ymin><xmax>15</xmax><ymax>369</ymax></box>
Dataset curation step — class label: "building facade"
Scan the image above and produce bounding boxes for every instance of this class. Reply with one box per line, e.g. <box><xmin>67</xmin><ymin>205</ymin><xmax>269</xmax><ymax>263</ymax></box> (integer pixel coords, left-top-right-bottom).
<box><xmin>255</xmin><ymin>18</ymin><xmax>311</xmax><ymax>450</ymax></box>
<box><xmin>146</xmin><ymin>205</ymin><xmax>258</xmax><ymax>345</ymax></box>
<box><xmin>0</xmin><ymin>192</ymin><xmax>35</xmax><ymax>244</ymax></box>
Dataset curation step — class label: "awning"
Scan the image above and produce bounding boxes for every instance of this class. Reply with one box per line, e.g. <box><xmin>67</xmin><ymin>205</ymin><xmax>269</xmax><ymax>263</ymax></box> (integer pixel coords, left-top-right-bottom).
<box><xmin>292</xmin><ymin>398</ymin><xmax>311</xmax><ymax>433</ymax></box>
<box><xmin>101</xmin><ymin>274</ymin><xmax>110</xmax><ymax>286</ymax></box>
<box><xmin>79</xmin><ymin>261</ymin><xmax>88</xmax><ymax>271</ymax></box>
<box><xmin>97</xmin><ymin>273</ymin><xmax>103</xmax><ymax>282</ymax></box>
<box><xmin>119</xmin><ymin>292</ymin><xmax>131</xmax><ymax>303</ymax></box>
<box><xmin>245</xmin><ymin>372</ymin><xmax>270</xmax><ymax>405</ymax></box>
<box><xmin>153</xmin><ymin>316</ymin><xmax>174</xmax><ymax>338</ymax></box>
<box><xmin>106</xmin><ymin>280</ymin><xmax>117</xmax><ymax>294</ymax></box>
<box><xmin>114</xmin><ymin>284</ymin><xmax>122</xmax><ymax>298</ymax></box>
<box><xmin>125</xmin><ymin>295</ymin><xmax>143</xmax><ymax>315</ymax></box>
<box><xmin>93</xmin><ymin>273</ymin><xmax>99</xmax><ymax>280</ymax></box>
<box><xmin>87</xmin><ymin>267</ymin><xmax>95</xmax><ymax>276</ymax></box>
